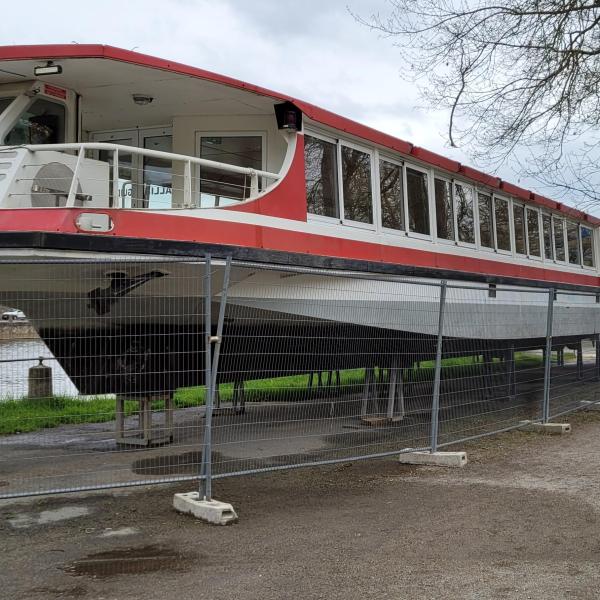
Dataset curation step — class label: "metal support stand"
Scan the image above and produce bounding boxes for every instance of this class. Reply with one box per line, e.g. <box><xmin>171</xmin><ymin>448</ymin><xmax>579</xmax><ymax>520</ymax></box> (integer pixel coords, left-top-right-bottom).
<box><xmin>506</xmin><ymin>346</ymin><xmax>516</xmax><ymax>400</ymax></box>
<box><xmin>115</xmin><ymin>394</ymin><xmax>173</xmax><ymax>447</ymax></box>
<box><xmin>361</xmin><ymin>367</ymin><xmax>377</xmax><ymax>417</ymax></box>
<box><xmin>577</xmin><ymin>341</ymin><xmax>584</xmax><ymax>380</ymax></box>
<box><xmin>430</xmin><ymin>281</ymin><xmax>447</xmax><ymax>453</ymax></box>
<box><xmin>233</xmin><ymin>379</ymin><xmax>246</xmax><ymax>414</ymax></box>
<box><xmin>542</xmin><ymin>289</ymin><xmax>554</xmax><ymax>424</ymax></box>
<box><xmin>386</xmin><ymin>365</ymin><xmax>405</xmax><ymax>421</ymax></box>
<box><xmin>596</xmin><ymin>335</ymin><xmax>600</xmax><ymax>382</ymax></box>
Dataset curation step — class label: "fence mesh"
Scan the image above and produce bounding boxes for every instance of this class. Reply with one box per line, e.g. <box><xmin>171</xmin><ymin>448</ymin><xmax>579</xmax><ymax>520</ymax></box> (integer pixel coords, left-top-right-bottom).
<box><xmin>0</xmin><ymin>256</ymin><xmax>599</xmax><ymax>499</ymax></box>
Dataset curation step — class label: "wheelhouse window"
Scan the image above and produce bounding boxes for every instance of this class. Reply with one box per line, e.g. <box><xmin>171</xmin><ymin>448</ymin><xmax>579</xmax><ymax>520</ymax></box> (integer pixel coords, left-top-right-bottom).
<box><xmin>305</xmin><ymin>134</ymin><xmax>339</xmax><ymax>219</ymax></box>
<box><xmin>553</xmin><ymin>217</ymin><xmax>566</xmax><ymax>261</ymax></box>
<box><xmin>200</xmin><ymin>135</ymin><xmax>263</xmax><ymax>206</ymax></box>
<box><xmin>513</xmin><ymin>204</ymin><xmax>526</xmax><ymax>255</ymax></box>
<box><xmin>494</xmin><ymin>197</ymin><xmax>511</xmax><ymax>251</ymax></box>
<box><xmin>455</xmin><ymin>183</ymin><xmax>475</xmax><ymax>244</ymax></box>
<box><xmin>581</xmin><ymin>226</ymin><xmax>595</xmax><ymax>267</ymax></box>
<box><xmin>542</xmin><ymin>213</ymin><xmax>553</xmax><ymax>260</ymax></box>
<box><xmin>526</xmin><ymin>208</ymin><xmax>541</xmax><ymax>257</ymax></box>
<box><xmin>379</xmin><ymin>159</ymin><xmax>404</xmax><ymax>231</ymax></box>
<box><xmin>4</xmin><ymin>98</ymin><xmax>65</xmax><ymax>145</ymax></box>
<box><xmin>341</xmin><ymin>145</ymin><xmax>373</xmax><ymax>224</ymax></box>
<box><xmin>435</xmin><ymin>178</ymin><xmax>453</xmax><ymax>241</ymax></box>
<box><xmin>406</xmin><ymin>167</ymin><xmax>430</xmax><ymax>235</ymax></box>
<box><xmin>478</xmin><ymin>192</ymin><xmax>493</xmax><ymax>248</ymax></box>
<box><xmin>566</xmin><ymin>221</ymin><xmax>580</xmax><ymax>265</ymax></box>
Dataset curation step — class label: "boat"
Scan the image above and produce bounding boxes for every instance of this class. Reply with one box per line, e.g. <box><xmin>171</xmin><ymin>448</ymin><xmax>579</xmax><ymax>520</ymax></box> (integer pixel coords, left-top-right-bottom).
<box><xmin>0</xmin><ymin>44</ymin><xmax>598</xmax><ymax>397</ymax></box>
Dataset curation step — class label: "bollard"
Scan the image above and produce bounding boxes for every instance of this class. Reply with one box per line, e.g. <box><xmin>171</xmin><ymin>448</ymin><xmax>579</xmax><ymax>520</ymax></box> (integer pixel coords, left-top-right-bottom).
<box><xmin>28</xmin><ymin>357</ymin><xmax>52</xmax><ymax>399</ymax></box>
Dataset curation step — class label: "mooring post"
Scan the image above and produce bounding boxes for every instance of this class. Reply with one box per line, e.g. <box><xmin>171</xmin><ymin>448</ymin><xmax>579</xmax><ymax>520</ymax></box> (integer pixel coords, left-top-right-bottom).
<box><xmin>430</xmin><ymin>281</ymin><xmax>447</xmax><ymax>453</ymax></box>
<box><xmin>542</xmin><ymin>288</ymin><xmax>554</xmax><ymax>424</ymax></box>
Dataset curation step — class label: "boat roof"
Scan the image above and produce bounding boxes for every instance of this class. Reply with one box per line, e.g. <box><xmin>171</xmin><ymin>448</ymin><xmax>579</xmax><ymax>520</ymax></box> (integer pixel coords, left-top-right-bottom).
<box><xmin>0</xmin><ymin>43</ymin><xmax>597</xmax><ymax>225</ymax></box>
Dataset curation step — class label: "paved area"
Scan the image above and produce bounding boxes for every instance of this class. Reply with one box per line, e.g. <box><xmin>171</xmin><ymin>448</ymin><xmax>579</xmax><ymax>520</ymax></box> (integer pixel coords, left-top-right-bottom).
<box><xmin>2</xmin><ymin>410</ymin><xmax>600</xmax><ymax>599</ymax></box>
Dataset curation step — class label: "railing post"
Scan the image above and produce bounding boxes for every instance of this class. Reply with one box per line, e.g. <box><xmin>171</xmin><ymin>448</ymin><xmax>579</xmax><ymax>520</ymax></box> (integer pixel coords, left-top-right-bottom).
<box><xmin>249</xmin><ymin>170</ymin><xmax>259</xmax><ymax>197</ymax></box>
<box><xmin>200</xmin><ymin>255</ymin><xmax>213</xmax><ymax>501</ymax></box>
<box><xmin>66</xmin><ymin>147</ymin><xmax>85</xmax><ymax>207</ymax></box>
<box><xmin>542</xmin><ymin>288</ymin><xmax>555</xmax><ymax>423</ymax></box>
<box><xmin>430</xmin><ymin>280</ymin><xmax>447</xmax><ymax>453</ymax></box>
<box><xmin>112</xmin><ymin>148</ymin><xmax>120</xmax><ymax>208</ymax></box>
<box><xmin>184</xmin><ymin>160</ymin><xmax>192</xmax><ymax>207</ymax></box>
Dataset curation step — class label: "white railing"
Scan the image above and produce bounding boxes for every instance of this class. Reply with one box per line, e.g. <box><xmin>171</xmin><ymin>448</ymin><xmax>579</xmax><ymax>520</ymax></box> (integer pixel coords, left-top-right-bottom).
<box><xmin>20</xmin><ymin>142</ymin><xmax>282</xmax><ymax>209</ymax></box>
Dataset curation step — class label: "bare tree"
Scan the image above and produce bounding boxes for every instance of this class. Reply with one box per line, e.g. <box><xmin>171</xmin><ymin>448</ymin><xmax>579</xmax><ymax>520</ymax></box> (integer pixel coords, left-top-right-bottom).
<box><xmin>355</xmin><ymin>1</ymin><xmax>600</xmax><ymax>205</ymax></box>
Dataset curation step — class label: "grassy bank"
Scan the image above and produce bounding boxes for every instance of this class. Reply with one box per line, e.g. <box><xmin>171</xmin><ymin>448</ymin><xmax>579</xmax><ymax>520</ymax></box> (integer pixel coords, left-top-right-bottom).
<box><xmin>0</xmin><ymin>351</ymin><xmax>566</xmax><ymax>435</ymax></box>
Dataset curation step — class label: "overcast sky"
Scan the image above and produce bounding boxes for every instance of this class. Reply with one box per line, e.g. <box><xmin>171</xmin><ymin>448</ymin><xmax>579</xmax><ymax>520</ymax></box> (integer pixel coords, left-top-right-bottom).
<box><xmin>0</xmin><ymin>0</ymin><xmax>540</xmax><ymax>191</ymax></box>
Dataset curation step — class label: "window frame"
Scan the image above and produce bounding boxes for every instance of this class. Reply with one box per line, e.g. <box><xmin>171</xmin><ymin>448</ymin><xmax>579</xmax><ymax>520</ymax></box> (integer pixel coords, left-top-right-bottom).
<box><xmin>338</xmin><ymin>138</ymin><xmax>377</xmax><ymax>231</ymax></box>
<box><xmin>492</xmin><ymin>194</ymin><xmax>513</xmax><ymax>255</ymax></box>
<box><xmin>551</xmin><ymin>215</ymin><xmax>567</xmax><ymax>264</ymax></box>
<box><xmin>453</xmin><ymin>179</ymin><xmax>477</xmax><ymax>248</ymax></box>
<box><xmin>476</xmin><ymin>189</ymin><xmax>495</xmax><ymax>253</ymax></box>
<box><xmin>565</xmin><ymin>219</ymin><xmax>582</xmax><ymax>267</ymax></box>
<box><xmin>433</xmin><ymin>173</ymin><xmax>456</xmax><ymax>245</ymax></box>
<box><xmin>403</xmin><ymin>161</ymin><xmax>433</xmax><ymax>241</ymax></box>
<box><xmin>378</xmin><ymin>153</ymin><xmax>406</xmax><ymax>237</ymax></box>
<box><xmin>525</xmin><ymin>205</ymin><xmax>543</xmax><ymax>261</ymax></box>
<box><xmin>580</xmin><ymin>224</ymin><xmax>596</xmax><ymax>270</ymax></box>
<box><xmin>303</xmin><ymin>128</ymin><xmax>342</xmax><ymax>224</ymax></box>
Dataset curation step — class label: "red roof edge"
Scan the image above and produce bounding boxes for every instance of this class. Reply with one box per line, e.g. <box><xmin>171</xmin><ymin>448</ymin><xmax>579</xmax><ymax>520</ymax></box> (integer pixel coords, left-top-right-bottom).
<box><xmin>529</xmin><ymin>192</ymin><xmax>558</xmax><ymax>211</ymax></box>
<box><xmin>294</xmin><ymin>100</ymin><xmax>414</xmax><ymax>155</ymax></box>
<box><xmin>499</xmin><ymin>181</ymin><xmax>530</xmax><ymax>202</ymax></box>
<box><xmin>459</xmin><ymin>165</ymin><xmax>501</xmax><ymax>189</ymax></box>
<box><xmin>410</xmin><ymin>147</ymin><xmax>460</xmax><ymax>173</ymax></box>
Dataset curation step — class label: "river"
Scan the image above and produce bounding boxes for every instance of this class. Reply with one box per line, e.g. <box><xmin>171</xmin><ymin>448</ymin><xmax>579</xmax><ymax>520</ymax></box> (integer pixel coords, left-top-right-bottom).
<box><xmin>0</xmin><ymin>339</ymin><xmax>79</xmax><ymax>399</ymax></box>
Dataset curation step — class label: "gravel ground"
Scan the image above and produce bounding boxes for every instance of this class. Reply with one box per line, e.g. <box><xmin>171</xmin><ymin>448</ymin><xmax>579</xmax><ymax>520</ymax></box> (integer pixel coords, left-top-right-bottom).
<box><xmin>2</xmin><ymin>410</ymin><xmax>600</xmax><ymax>599</ymax></box>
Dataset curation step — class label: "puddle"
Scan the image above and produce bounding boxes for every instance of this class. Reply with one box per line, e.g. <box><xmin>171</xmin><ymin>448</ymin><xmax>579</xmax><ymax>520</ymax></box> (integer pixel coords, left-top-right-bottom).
<box><xmin>8</xmin><ymin>505</ymin><xmax>90</xmax><ymax>529</ymax></box>
<box><xmin>65</xmin><ymin>545</ymin><xmax>193</xmax><ymax>577</ymax></box>
<box><xmin>99</xmin><ymin>526</ymin><xmax>140</xmax><ymax>538</ymax></box>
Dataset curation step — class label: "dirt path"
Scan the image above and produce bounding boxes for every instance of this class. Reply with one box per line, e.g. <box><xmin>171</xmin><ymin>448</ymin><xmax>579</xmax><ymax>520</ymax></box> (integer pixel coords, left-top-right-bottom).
<box><xmin>2</xmin><ymin>411</ymin><xmax>600</xmax><ymax>600</ymax></box>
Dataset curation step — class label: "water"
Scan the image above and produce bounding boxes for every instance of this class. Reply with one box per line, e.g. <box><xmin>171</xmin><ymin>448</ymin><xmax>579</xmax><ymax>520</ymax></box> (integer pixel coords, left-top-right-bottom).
<box><xmin>0</xmin><ymin>339</ymin><xmax>79</xmax><ymax>399</ymax></box>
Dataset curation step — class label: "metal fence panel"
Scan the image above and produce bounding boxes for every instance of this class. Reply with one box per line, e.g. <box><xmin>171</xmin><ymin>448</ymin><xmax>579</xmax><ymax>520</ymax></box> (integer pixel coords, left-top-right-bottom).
<box><xmin>0</xmin><ymin>257</ymin><xmax>210</xmax><ymax>497</ymax></box>
<box><xmin>1</xmin><ymin>256</ymin><xmax>600</xmax><ymax>500</ymax></box>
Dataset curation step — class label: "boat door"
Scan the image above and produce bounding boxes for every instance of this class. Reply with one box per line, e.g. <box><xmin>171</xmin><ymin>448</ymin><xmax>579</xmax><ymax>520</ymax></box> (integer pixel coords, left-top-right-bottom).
<box><xmin>91</xmin><ymin>127</ymin><xmax>172</xmax><ymax>209</ymax></box>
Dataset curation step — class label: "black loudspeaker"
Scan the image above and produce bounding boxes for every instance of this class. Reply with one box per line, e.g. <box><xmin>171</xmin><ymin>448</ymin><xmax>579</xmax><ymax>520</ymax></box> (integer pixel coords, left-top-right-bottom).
<box><xmin>274</xmin><ymin>102</ymin><xmax>302</xmax><ymax>131</ymax></box>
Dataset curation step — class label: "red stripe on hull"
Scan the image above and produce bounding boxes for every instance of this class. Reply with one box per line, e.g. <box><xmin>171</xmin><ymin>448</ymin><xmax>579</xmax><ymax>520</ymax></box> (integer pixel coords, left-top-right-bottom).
<box><xmin>0</xmin><ymin>208</ymin><xmax>598</xmax><ymax>288</ymax></box>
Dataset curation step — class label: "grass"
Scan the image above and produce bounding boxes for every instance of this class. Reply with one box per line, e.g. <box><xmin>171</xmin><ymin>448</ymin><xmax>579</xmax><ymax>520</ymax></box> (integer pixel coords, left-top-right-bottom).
<box><xmin>0</xmin><ymin>351</ymin><xmax>575</xmax><ymax>435</ymax></box>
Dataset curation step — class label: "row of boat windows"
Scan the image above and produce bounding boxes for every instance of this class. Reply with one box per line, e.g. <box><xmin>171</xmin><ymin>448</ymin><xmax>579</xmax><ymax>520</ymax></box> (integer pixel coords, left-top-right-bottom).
<box><xmin>304</xmin><ymin>133</ymin><xmax>595</xmax><ymax>268</ymax></box>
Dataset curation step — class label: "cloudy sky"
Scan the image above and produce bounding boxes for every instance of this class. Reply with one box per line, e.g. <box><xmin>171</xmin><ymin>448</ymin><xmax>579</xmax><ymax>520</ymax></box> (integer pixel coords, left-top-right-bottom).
<box><xmin>0</xmin><ymin>0</ymin><xmax>536</xmax><ymax>190</ymax></box>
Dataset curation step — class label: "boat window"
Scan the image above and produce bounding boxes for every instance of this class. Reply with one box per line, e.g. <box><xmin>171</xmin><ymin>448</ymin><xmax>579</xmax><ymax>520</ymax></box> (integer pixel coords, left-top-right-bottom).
<box><xmin>143</xmin><ymin>134</ymin><xmax>173</xmax><ymax>209</ymax></box>
<box><xmin>494</xmin><ymin>197</ymin><xmax>511</xmax><ymax>251</ymax></box>
<box><xmin>0</xmin><ymin>97</ymin><xmax>15</xmax><ymax>117</ymax></box>
<box><xmin>341</xmin><ymin>146</ymin><xmax>373</xmax><ymax>224</ymax></box>
<box><xmin>567</xmin><ymin>221</ymin><xmax>580</xmax><ymax>264</ymax></box>
<box><xmin>513</xmin><ymin>204</ymin><xmax>526</xmax><ymax>254</ymax></box>
<box><xmin>478</xmin><ymin>192</ymin><xmax>493</xmax><ymax>248</ymax></box>
<box><xmin>526</xmin><ymin>208</ymin><xmax>541</xmax><ymax>257</ymax></box>
<box><xmin>379</xmin><ymin>159</ymin><xmax>404</xmax><ymax>230</ymax></box>
<box><xmin>406</xmin><ymin>167</ymin><xmax>430</xmax><ymax>235</ymax></box>
<box><xmin>542</xmin><ymin>213</ymin><xmax>553</xmax><ymax>260</ymax></box>
<box><xmin>200</xmin><ymin>135</ymin><xmax>263</xmax><ymax>206</ymax></box>
<box><xmin>4</xmin><ymin>98</ymin><xmax>65</xmax><ymax>145</ymax></box>
<box><xmin>305</xmin><ymin>134</ymin><xmax>339</xmax><ymax>218</ymax></box>
<box><xmin>553</xmin><ymin>217</ymin><xmax>566</xmax><ymax>261</ymax></box>
<box><xmin>455</xmin><ymin>183</ymin><xmax>475</xmax><ymax>244</ymax></box>
<box><xmin>581</xmin><ymin>226</ymin><xmax>594</xmax><ymax>267</ymax></box>
<box><xmin>435</xmin><ymin>178</ymin><xmax>454</xmax><ymax>241</ymax></box>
